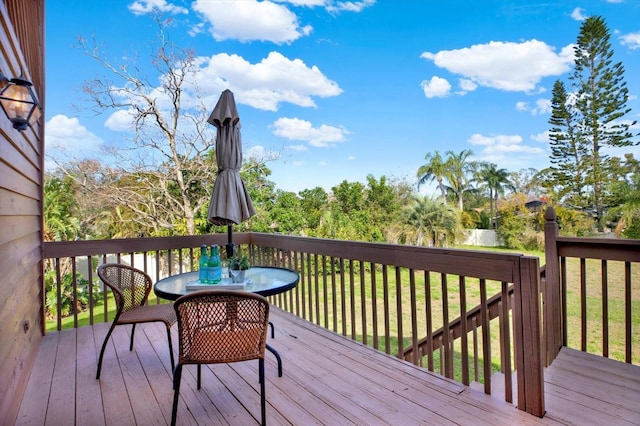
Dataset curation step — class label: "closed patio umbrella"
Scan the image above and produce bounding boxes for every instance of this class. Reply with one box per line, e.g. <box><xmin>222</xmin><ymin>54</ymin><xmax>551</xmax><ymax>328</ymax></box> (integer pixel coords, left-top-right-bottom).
<box><xmin>207</xmin><ymin>89</ymin><xmax>255</xmax><ymax>257</ymax></box>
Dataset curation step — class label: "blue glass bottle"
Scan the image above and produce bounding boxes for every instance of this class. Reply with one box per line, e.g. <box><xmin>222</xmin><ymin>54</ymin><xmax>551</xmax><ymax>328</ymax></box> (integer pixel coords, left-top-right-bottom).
<box><xmin>199</xmin><ymin>245</ymin><xmax>209</xmax><ymax>283</ymax></box>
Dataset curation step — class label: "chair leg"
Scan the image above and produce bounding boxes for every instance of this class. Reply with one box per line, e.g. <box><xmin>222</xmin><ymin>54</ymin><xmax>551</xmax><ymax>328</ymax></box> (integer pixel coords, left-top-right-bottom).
<box><xmin>96</xmin><ymin>322</ymin><xmax>118</xmax><ymax>380</ymax></box>
<box><xmin>197</xmin><ymin>364</ymin><xmax>202</xmax><ymax>390</ymax></box>
<box><xmin>259</xmin><ymin>358</ymin><xmax>266</xmax><ymax>425</ymax></box>
<box><xmin>171</xmin><ymin>365</ymin><xmax>182</xmax><ymax>426</ymax></box>
<box><xmin>129</xmin><ymin>323</ymin><xmax>136</xmax><ymax>351</ymax></box>
<box><xmin>266</xmin><ymin>344</ymin><xmax>282</xmax><ymax>377</ymax></box>
<box><xmin>269</xmin><ymin>321</ymin><xmax>275</xmax><ymax>339</ymax></box>
<box><xmin>166</xmin><ymin>326</ymin><xmax>175</xmax><ymax>371</ymax></box>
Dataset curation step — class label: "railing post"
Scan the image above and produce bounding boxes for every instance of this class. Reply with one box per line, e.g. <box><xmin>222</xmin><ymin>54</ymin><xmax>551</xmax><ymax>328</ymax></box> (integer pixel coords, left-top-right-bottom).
<box><xmin>543</xmin><ymin>207</ymin><xmax>562</xmax><ymax>365</ymax></box>
<box><xmin>513</xmin><ymin>256</ymin><xmax>545</xmax><ymax>417</ymax></box>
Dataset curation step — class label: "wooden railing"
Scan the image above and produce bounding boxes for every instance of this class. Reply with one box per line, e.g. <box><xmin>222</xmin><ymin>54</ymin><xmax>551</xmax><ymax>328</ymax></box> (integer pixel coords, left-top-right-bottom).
<box><xmin>543</xmin><ymin>207</ymin><xmax>640</xmax><ymax>366</ymax></box>
<box><xmin>44</xmin><ymin>232</ymin><xmax>544</xmax><ymax>417</ymax></box>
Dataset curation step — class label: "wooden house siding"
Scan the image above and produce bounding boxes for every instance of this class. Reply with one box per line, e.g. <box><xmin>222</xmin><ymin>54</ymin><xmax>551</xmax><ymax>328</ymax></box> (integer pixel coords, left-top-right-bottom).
<box><xmin>0</xmin><ymin>0</ymin><xmax>45</xmax><ymax>424</ymax></box>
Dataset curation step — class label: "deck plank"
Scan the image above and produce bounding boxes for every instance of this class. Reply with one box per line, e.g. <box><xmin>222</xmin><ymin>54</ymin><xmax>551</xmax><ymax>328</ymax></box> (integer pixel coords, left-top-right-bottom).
<box><xmin>16</xmin><ymin>308</ymin><xmax>639</xmax><ymax>426</ymax></box>
<box><xmin>543</xmin><ymin>347</ymin><xmax>640</xmax><ymax>426</ymax></box>
<box><xmin>75</xmin><ymin>325</ymin><xmax>105</xmax><ymax>426</ymax></box>
<box><xmin>44</xmin><ymin>326</ymin><xmax>76</xmax><ymax>425</ymax></box>
<box><xmin>15</xmin><ymin>331</ymin><xmax>58</xmax><ymax>425</ymax></box>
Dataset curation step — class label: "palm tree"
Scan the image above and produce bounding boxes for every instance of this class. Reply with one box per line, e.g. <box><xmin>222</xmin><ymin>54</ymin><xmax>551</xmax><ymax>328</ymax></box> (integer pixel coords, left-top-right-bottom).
<box><xmin>473</xmin><ymin>162</ymin><xmax>515</xmax><ymax>229</ymax></box>
<box><xmin>417</xmin><ymin>151</ymin><xmax>448</xmax><ymax>201</ymax></box>
<box><xmin>444</xmin><ymin>149</ymin><xmax>475</xmax><ymax>211</ymax></box>
<box><xmin>391</xmin><ymin>196</ymin><xmax>462</xmax><ymax>247</ymax></box>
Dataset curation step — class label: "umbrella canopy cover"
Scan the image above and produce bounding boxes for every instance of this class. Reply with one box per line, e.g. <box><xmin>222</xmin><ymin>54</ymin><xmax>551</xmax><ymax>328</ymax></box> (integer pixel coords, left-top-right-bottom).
<box><xmin>207</xmin><ymin>90</ymin><xmax>256</xmax><ymax>226</ymax></box>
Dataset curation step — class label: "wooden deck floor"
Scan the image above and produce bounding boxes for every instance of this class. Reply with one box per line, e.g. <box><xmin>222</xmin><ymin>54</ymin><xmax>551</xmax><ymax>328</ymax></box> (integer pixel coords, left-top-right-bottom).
<box><xmin>15</xmin><ymin>307</ymin><xmax>640</xmax><ymax>425</ymax></box>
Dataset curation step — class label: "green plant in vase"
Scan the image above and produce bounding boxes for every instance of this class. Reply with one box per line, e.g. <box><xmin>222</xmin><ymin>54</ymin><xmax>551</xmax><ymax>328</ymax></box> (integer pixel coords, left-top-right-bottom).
<box><xmin>227</xmin><ymin>254</ymin><xmax>250</xmax><ymax>282</ymax></box>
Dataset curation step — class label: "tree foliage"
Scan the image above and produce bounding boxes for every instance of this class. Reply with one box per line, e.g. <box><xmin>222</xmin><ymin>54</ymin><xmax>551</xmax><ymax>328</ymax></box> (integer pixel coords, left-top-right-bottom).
<box><xmin>549</xmin><ymin>15</ymin><xmax>637</xmax><ymax>230</ymax></box>
<box><xmin>74</xmin><ymin>18</ymin><xmax>217</xmax><ymax>236</ymax></box>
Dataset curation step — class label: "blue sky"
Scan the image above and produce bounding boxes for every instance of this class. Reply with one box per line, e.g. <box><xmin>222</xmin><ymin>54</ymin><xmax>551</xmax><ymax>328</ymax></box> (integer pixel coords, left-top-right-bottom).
<box><xmin>45</xmin><ymin>0</ymin><xmax>640</xmax><ymax>194</ymax></box>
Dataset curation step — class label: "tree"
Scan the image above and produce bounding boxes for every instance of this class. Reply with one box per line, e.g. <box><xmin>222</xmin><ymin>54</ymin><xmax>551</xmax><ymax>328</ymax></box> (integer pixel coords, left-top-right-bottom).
<box><xmin>605</xmin><ymin>155</ymin><xmax>640</xmax><ymax>238</ymax></box>
<box><xmin>551</xmin><ymin>16</ymin><xmax>637</xmax><ymax>231</ymax></box>
<box><xmin>43</xmin><ymin>176</ymin><xmax>81</xmax><ymax>242</ymax></box>
<box><xmin>473</xmin><ymin>162</ymin><xmax>515</xmax><ymax>229</ymax></box>
<box><xmin>510</xmin><ymin>168</ymin><xmax>543</xmax><ymax>199</ymax></box>
<box><xmin>444</xmin><ymin>149</ymin><xmax>475</xmax><ymax>210</ymax></box>
<box><xmin>76</xmin><ymin>17</ymin><xmax>217</xmax><ymax>236</ymax></box>
<box><xmin>548</xmin><ymin>80</ymin><xmax>589</xmax><ymax>207</ymax></box>
<box><xmin>417</xmin><ymin>150</ymin><xmax>448</xmax><ymax>200</ymax></box>
<box><xmin>299</xmin><ymin>186</ymin><xmax>329</xmax><ymax>231</ymax></box>
<box><xmin>389</xmin><ymin>196</ymin><xmax>461</xmax><ymax>247</ymax></box>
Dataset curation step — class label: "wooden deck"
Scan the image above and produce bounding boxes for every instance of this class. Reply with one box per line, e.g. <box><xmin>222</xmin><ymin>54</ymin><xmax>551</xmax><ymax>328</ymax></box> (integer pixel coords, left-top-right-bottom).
<box><xmin>15</xmin><ymin>307</ymin><xmax>640</xmax><ymax>425</ymax></box>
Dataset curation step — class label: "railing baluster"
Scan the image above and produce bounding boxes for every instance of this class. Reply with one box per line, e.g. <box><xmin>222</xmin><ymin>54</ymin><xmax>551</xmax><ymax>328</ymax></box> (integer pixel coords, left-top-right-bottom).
<box><xmin>424</xmin><ymin>270</ymin><xmax>433</xmax><ymax>371</ymax></box>
<box><xmin>323</xmin><ymin>255</ymin><xmax>329</xmax><ymax>327</ymax></box>
<box><xmin>371</xmin><ymin>263</ymin><xmax>379</xmax><ymax>350</ymax></box>
<box><xmin>349</xmin><ymin>259</ymin><xmax>356</xmax><ymax>340</ymax></box>
<box><xmin>340</xmin><ymin>258</ymin><xmax>347</xmax><ymax>336</ymax></box>
<box><xmin>459</xmin><ymin>275</ymin><xmax>468</xmax><ymax>385</ymax></box>
<box><xmin>394</xmin><ymin>266</ymin><xmax>403</xmax><ymax>357</ymax></box>
<box><xmin>580</xmin><ymin>258</ymin><xmax>587</xmax><ymax>352</ymax></box>
<box><xmin>602</xmin><ymin>259</ymin><xmax>608</xmax><ymax>357</ymax></box>
<box><xmin>480</xmin><ymin>278</ymin><xmax>491</xmax><ymax>394</ymax></box>
<box><xmin>360</xmin><ymin>260</ymin><xmax>367</xmax><ymax>345</ymax></box>
<box><xmin>625</xmin><ymin>261</ymin><xmax>632</xmax><ymax>363</ymax></box>
<box><xmin>382</xmin><ymin>265</ymin><xmax>390</xmax><ymax>354</ymax></box>
<box><xmin>330</xmin><ymin>256</ymin><xmax>337</xmax><ymax>333</ymax></box>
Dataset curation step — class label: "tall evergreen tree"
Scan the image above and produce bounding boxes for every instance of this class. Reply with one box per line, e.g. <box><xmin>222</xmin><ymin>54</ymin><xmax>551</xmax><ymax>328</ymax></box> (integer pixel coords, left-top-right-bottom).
<box><xmin>559</xmin><ymin>16</ymin><xmax>637</xmax><ymax>230</ymax></box>
<box><xmin>548</xmin><ymin>80</ymin><xmax>589</xmax><ymax>207</ymax></box>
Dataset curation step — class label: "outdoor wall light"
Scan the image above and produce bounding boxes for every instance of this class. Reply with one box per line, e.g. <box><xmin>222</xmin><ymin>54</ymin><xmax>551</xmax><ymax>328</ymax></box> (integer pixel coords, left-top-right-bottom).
<box><xmin>0</xmin><ymin>71</ymin><xmax>41</xmax><ymax>131</ymax></box>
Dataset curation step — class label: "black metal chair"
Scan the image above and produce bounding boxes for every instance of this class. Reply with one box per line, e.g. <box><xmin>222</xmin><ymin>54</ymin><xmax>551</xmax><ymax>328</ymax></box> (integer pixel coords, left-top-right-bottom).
<box><xmin>96</xmin><ymin>263</ymin><xmax>176</xmax><ymax>379</ymax></box>
<box><xmin>171</xmin><ymin>290</ymin><xmax>270</xmax><ymax>426</ymax></box>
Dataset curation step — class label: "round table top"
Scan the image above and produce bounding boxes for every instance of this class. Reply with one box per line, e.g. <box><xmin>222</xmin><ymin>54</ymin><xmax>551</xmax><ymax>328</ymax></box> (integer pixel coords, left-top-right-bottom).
<box><xmin>154</xmin><ymin>266</ymin><xmax>300</xmax><ymax>300</ymax></box>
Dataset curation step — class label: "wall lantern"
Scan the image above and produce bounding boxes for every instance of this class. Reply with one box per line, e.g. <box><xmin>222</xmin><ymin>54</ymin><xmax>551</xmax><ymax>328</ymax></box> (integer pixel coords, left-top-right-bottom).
<box><xmin>0</xmin><ymin>71</ymin><xmax>41</xmax><ymax>131</ymax></box>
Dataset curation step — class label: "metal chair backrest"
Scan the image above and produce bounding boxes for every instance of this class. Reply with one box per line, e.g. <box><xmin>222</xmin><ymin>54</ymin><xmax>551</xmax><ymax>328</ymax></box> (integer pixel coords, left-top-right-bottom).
<box><xmin>174</xmin><ymin>290</ymin><xmax>269</xmax><ymax>365</ymax></box>
<box><xmin>98</xmin><ymin>263</ymin><xmax>152</xmax><ymax>314</ymax></box>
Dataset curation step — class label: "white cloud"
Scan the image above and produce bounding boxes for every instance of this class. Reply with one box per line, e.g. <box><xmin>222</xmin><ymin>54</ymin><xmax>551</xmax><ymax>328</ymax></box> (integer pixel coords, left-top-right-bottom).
<box><xmin>278</xmin><ymin>0</ymin><xmax>327</xmax><ymax>6</ymax></box>
<box><xmin>45</xmin><ymin>115</ymin><xmax>103</xmax><ymax>162</ymax></box>
<box><xmin>458</xmin><ymin>78</ymin><xmax>477</xmax><ymax>92</ymax></box>
<box><xmin>275</xmin><ymin>0</ymin><xmax>376</xmax><ymax>13</ymax></box>
<box><xmin>271</xmin><ymin>117</ymin><xmax>349</xmax><ymax>147</ymax></box>
<box><xmin>534</xmin><ymin>98</ymin><xmax>552</xmax><ymax>115</ymax></box>
<box><xmin>531</xmin><ymin>131</ymin><xmax>550</xmax><ymax>143</ymax></box>
<box><xmin>128</xmin><ymin>0</ymin><xmax>187</xmax><ymax>15</ymax></box>
<box><xmin>516</xmin><ymin>98</ymin><xmax>551</xmax><ymax>115</ymax></box>
<box><xmin>104</xmin><ymin>109</ymin><xmax>137</xmax><ymax>132</ymax></box>
<box><xmin>193</xmin><ymin>0</ymin><xmax>312</xmax><ymax>44</ymax></box>
<box><xmin>421</xmin><ymin>40</ymin><xmax>574</xmax><ymax>93</ymax></box>
<box><xmin>468</xmin><ymin>133</ymin><xmax>545</xmax><ymax>154</ymax></box>
<box><xmin>570</xmin><ymin>7</ymin><xmax>587</xmax><ymax>21</ymax></box>
<box><xmin>468</xmin><ymin>133</ymin><xmax>547</xmax><ymax>170</ymax></box>
<box><xmin>347</xmin><ymin>155</ymin><xmax>355</xmax><ymax>160</ymax></box>
<box><xmin>289</xmin><ymin>144</ymin><xmax>309</xmax><ymax>151</ymax></box>
<box><xmin>326</xmin><ymin>0</ymin><xmax>376</xmax><ymax>13</ymax></box>
<box><xmin>246</xmin><ymin>145</ymin><xmax>267</xmax><ymax>160</ymax></box>
<box><xmin>420</xmin><ymin>76</ymin><xmax>451</xmax><ymax>98</ymax></box>
<box><xmin>620</xmin><ymin>32</ymin><xmax>640</xmax><ymax>50</ymax></box>
<box><xmin>197</xmin><ymin>51</ymin><xmax>342</xmax><ymax>111</ymax></box>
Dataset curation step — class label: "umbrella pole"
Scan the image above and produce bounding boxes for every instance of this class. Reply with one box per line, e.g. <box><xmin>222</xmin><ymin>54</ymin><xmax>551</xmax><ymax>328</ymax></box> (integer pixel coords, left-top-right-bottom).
<box><xmin>226</xmin><ymin>224</ymin><xmax>235</xmax><ymax>259</ymax></box>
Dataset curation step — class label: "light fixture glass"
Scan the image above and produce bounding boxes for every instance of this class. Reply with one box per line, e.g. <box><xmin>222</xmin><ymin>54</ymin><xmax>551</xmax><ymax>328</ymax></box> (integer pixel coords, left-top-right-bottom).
<box><xmin>0</xmin><ymin>73</ymin><xmax>41</xmax><ymax>131</ymax></box>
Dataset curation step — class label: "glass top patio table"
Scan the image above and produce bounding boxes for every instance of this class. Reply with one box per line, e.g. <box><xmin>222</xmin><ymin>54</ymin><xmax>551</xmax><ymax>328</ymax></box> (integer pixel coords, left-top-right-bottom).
<box><xmin>154</xmin><ymin>266</ymin><xmax>299</xmax><ymax>301</ymax></box>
